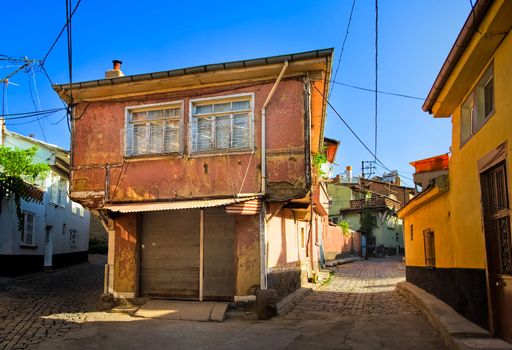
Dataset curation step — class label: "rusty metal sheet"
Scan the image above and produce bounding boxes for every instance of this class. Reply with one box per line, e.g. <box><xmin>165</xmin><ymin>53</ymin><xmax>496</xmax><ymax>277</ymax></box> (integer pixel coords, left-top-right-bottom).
<box><xmin>104</xmin><ymin>196</ymin><xmax>259</xmax><ymax>213</ymax></box>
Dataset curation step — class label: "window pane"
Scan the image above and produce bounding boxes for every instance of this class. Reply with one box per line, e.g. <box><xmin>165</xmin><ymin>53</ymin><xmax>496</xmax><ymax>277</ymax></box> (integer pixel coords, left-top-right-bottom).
<box><xmin>164</xmin><ymin>121</ymin><xmax>180</xmax><ymax>153</ymax></box>
<box><xmin>460</xmin><ymin>97</ymin><xmax>472</xmax><ymax>144</ymax></box>
<box><xmin>484</xmin><ymin>77</ymin><xmax>494</xmax><ymax>117</ymax></box>
<box><xmin>149</xmin><ymin>122</ymin><xmax>164</xmax><ymax>154</ymax></box>
<box><xmin>131</xmin><ymin>111</ymin><xmax>147</xmax><ymax>122</ymax></box>
<box><xmin>213</xmin><ymin>102</ymin><xmax>231</xmax><ymax>113</ymax></box>
<box><xmin>165</xmin><ymin>108</ymin><xmax>181</xmax><ymax>118</ymax></box>
<box><xmin>195</xmin><ymin>117</ymin><xmax>213</xmax><ymax>151</ymax></box>
<box><xmin>133</xmin><ymin>124</ymin><xmax>147</xmax><ymax>155</ymax></box>
<box><xmin>215</xmin><ymin>116</ymin><xmax>231</xmax><ymax>149</ymax></box>
<box><xmin>232</xmin><ymin>100</ymin><xmax>250</xmax><ymax>111</ymax></box>
<box><xmin>195</xmin><ymin>104</ymin><xmax>212</xmax><ymax>115</ymax></box>
<box><xmin>233</xmin><ymin>113</ymin><xmax>250</xmax><ymax>148</ymax></box>
<box><xmin>148</xmin><ymin>110</ymin><xmax>164</xmax><ymax>120</ymax></box>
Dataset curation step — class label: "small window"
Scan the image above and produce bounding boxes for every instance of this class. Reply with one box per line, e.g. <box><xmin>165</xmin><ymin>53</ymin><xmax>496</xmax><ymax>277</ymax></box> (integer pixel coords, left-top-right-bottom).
<box><xmin>423</xmin><ymin>228</ymin><xmax>435</xmax><ymax>268</ymax></box>
<box><xmin>460</xmin><ymin>64</ymin><xmax>494</xmax><ymax>146</ymax></box>
<box><xmin>69</xmin><ymin>229</ymin><xmax>78</xmax><ymax>248</ymax></box>
<box><xmin>126</xmin><ymin>103</ymin><xmax>183</xmax><ymax>156</ymax></box>
<box><xmin>21</xmin><ymin>212</ymin><xmax>35</xmax><ymax>245</ymax></box>
<box><xmin>191</xmin><ymin>96</ymin><xmax>252</xmax><ymax>153</ymax></box>
<box><xmin>50</xmin><ymin>175</ymin><xmax>67</xmax><ymax>207</ymax></box>
<box><xmin>71</xmin><ymin>202</ymin><xmax>85</xmax><ymax>217</ymax></box>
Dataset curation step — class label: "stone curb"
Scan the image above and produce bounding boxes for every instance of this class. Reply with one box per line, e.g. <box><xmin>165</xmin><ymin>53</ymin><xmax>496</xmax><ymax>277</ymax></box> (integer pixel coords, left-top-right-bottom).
<box><xmin>397</xmin><ymin>281</ymin><xmax>512</xmax><ymax>350</ymax></box>
<box><xmin>276</xmin><ymin>278</ymin><xmax>329</xmax><ymax>316</ymax></box>
<box><xmin>324</xmin><ymin>257</ymin><xmax>362</xmax><ymax>268</ymax></box>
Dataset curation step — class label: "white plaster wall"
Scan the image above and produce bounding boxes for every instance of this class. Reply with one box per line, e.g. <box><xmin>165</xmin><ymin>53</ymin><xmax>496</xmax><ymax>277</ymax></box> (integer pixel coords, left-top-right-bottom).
<box><xmin>2</xmin><ymin>196</ymin><xmax>46</xmax><ymax>256</ymax></box>
<box><xmin>1</xmin><ymin>132</ymin><xmax>90</xmax><ymax>257</ymax></box>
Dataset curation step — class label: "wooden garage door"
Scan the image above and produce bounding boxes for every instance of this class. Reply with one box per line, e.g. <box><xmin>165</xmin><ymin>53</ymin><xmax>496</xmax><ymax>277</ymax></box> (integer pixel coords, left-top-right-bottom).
<box><xmin>203</xmin><ymin>207</ymin><xmax>236</xmax><ymax>300</ymax></box>
<box><xmin>140</xmin><ymin>209</ymin><xmax>199</xmax><ymax>299</ymax></box>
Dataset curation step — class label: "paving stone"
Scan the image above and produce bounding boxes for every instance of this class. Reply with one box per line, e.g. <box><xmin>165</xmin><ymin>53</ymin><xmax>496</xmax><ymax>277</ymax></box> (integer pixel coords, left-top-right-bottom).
<box><xmin>0</xmin><ymin>262</ymin><xmax>103</xmax><ymax>349</ymax></box>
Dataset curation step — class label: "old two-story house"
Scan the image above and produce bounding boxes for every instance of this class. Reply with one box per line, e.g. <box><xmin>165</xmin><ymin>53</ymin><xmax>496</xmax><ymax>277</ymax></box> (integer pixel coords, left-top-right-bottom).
<box><xmin>398</xmin><ymin>0</ymin><xmax>512</xmax><ymax>341</ymax></box>
<box><xmin>0</xmin><ymin>121</ymin><xmax>90</xmax><ymax>276</ymax></box>
<box><xmin>52</xmin><ymin>49</ymin><xmax>333</xmax><ymax>303</ymax></box>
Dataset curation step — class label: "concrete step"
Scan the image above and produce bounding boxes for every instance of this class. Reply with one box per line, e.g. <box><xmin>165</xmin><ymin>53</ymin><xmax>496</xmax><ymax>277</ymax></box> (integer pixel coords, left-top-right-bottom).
<box><xmin>134</xmin><ymin>299</ymin><xmax>229</xmax><ymax>322</ymax></box>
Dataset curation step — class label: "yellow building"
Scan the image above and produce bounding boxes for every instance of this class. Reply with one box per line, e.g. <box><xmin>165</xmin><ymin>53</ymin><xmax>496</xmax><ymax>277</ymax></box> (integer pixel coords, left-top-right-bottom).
<box><xmin>399</xmin><ymin>0</ymin><xmax>512</xmax><ymax>341</ymax></box>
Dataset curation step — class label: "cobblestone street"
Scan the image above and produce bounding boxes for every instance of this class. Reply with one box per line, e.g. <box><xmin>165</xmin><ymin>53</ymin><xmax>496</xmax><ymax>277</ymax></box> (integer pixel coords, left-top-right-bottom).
<box><xmin>0</xmin><ymin>260</ymin><xmax>103</xmax><ymax>350</ymax></box>
<box><xmin>32</xmin><ymin>258</ymin><xmax>445</xmax><ymax>350</ymax></box>
<box><xmin>293</xmin><ymin>258</ymin><xmax>419</xmax><ymax>316</ymax></box>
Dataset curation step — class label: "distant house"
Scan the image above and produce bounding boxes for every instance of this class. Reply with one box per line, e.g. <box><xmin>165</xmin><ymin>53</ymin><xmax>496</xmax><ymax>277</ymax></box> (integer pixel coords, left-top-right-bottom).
<box><xmin>52</xmin><ymin>49</ymin><xmax>333</xmax><ymax>303</ymax></box>
<box><xmin>399</xmin><ymin>0</ymin><xmax>512</xmax><ymax>339</ymax></box>
<box><xmin>0</xmin><ymin>121</ymin><xmax>90</xmax><ymax>276</ymax></box>
<box><xmin>328</xmin><ymin>167</ymin><xmax>414</xmax><ymax>256</ymax></box>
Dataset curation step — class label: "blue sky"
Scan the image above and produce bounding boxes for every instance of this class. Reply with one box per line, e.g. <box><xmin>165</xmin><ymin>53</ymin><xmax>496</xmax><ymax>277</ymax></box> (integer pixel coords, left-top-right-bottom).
<box><xmin>1</xmin><ymin>1</ymin><xmax>470</xmax><ymax>185</ymax></box>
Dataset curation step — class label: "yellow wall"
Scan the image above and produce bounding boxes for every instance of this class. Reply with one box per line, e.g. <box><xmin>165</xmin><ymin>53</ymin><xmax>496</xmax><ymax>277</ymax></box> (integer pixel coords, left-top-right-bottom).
<box><xmin>402</xmin><ymin>191</ymin><xmax>453</xmax><ymax>268</ymax></box>
<box><xmin>448</xmin><ymin>30</ymin><xmax>512</xmax><ymax>269</ymax></box>
<box><xmin>403</xmin><ymin>25</ymin><xmax>512</xmax><ymax>270</ymax></box>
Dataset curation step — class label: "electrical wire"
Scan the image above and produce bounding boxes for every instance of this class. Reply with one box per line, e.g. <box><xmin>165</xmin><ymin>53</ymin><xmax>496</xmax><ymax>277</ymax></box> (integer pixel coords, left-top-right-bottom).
<box><xmin>4</xmin><ymin>109</ymin><xmax>62</xmax><ymax>125</ymax></box>
<box><xmin>330</xmin><ymin>80</ymin><xmax>426</xmax><ymax>101</ymax></box>
<box><xmin>27</xmin><ymin>68</ymin><xmax>47</xmax><ymax>141</ymax></box>
<box><xmin>41</xmin><ymin>0</ymin><xmax>83</xmax><ymax>65</ymax></box>
<box><xmin>0</xmin><ymin>108</ymin><xmax>66</xmax><ymax>119</ymax></box>
<box><xmin>330</xmin><ymin>0</ymin><xmax>356</xmax><ymax>98</ymax></box>
<box><xmin>65</xmin><ymin>0</ymin><xmax>74</xmax><ymax>133</ymax></box>
<box><xmin>374</xmin><ymin>0</ymin><xmax>379</xmax><ymax>162</ymax></box>
<box><xmin>313</xmin><ymin>84</ymin><xmax>414</xmax><ymax>186</ymax></box>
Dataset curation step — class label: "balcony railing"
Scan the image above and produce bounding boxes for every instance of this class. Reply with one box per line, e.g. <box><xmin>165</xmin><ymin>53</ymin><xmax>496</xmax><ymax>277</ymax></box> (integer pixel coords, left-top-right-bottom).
<box><xmin>349</xmin><ymin>197</ymin><xmax>400</xmax><ymax>211</ymax></box>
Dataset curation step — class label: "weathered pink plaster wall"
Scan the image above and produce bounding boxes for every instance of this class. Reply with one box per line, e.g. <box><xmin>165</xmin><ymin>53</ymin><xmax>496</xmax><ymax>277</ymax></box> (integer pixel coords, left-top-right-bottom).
<box><xmin>323</xmin><ymin>224</ymin><xmax>362</xmax><ymax>260</ymax></box>
<box><xmin>71</xmin><ymin>78</ymin><xmax>306</xmax><ymax>207</ymax></box>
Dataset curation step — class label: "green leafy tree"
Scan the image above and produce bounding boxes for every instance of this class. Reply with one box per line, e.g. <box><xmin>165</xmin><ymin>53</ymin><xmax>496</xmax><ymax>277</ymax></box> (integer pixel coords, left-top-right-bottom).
<box><xmin>0</xmin><ymin>146</ymin><xmax>50</xmax><ymax>231</ymax></box>
<box><xmin>337</xmin><ymin>220</ymin><xmax>351</xmax><ymax>237</ymax></box>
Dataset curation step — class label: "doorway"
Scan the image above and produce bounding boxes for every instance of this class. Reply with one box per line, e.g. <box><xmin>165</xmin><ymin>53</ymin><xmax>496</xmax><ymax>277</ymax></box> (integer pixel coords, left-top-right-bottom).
<box><xmin>481</xmin><ymin>161</ymin><xmax>512</xmax><ymax>341</ymax></box>
<box><xmin>44</xmin><ymin>225</ymin><xmax>53</xmax><ymax>268</ymax></box>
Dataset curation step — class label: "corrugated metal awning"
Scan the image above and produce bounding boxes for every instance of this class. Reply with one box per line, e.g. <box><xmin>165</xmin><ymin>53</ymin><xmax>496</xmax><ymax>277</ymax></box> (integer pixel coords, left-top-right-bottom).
<box><xmin>103</xmin><ymin>196</ymin><xmax>259</xmax><ymax>213</ymax></box>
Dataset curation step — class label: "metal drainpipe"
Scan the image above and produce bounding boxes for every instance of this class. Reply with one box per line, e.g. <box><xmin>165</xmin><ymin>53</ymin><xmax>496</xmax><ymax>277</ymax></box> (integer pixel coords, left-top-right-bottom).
<box><xmin>261</xmin><ymin>60</ymin><xmax>289</xmax><ymax>195</ymax></box>
<box><xmin>259</xmin><ymin>61</ymin><xmax>289</xmax><ymax>290</ymax></box>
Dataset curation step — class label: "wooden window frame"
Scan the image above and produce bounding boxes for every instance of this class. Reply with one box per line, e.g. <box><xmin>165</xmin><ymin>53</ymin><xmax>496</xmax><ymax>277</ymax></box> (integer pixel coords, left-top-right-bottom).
<box><xmin>189</xmin><ymin>93</ymin><xmax>254</xmax><ymax>156</ymax></box>
<box><xmin>21</xmin><ymin>211</ymin><xmax>36</xmax><ymax>246</ymax></box>
<box><xmin>460</xmin><ymin>63</ymin><xmax>495</xmax><ymax>148</ymax></box>
<box><xmin>423</xmin><ymin>228</ymin><xmax>435</xmax><ymax>268</ymax></box>
<box><xmin>124</xmin><ymin>101</ymin><xmax>184</xmax><ymax>157</ymax></box>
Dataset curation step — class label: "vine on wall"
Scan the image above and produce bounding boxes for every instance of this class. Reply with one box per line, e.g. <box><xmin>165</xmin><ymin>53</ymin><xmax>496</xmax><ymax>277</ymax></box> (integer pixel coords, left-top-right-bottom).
<box><xmin>0</xmin><ymin>146</ymin><xmax>50</xmax><ymax>232</ymax></box>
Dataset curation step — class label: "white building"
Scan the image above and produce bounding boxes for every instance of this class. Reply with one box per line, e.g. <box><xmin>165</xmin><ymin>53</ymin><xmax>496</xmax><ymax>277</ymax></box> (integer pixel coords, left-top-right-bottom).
<box><xmin>0</xmin><ymin>122</ymin><xmax>90</xmax><ymax>276</ymax></box>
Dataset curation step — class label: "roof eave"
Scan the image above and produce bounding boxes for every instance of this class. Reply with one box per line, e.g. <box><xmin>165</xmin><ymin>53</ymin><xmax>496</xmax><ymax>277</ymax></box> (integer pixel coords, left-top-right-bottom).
<box><xmin>423</xmin><ymin>0</ymin><xmax>493</xmax><ymax>114</ymax></box>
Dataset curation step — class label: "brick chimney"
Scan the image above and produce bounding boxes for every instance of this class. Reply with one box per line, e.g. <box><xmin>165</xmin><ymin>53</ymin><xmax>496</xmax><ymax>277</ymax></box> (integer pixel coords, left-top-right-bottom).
<box><xmin>105</xmin><ymin>59</ymin><xmax>124</xmax><ymax>79</ymax></box>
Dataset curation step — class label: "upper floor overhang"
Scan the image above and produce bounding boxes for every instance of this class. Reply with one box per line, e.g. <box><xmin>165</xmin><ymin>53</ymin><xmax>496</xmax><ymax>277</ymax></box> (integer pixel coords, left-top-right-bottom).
<box><xmin>423</xmin><ymin>0</ymin><xmax>512</xmax><ymax>117</ymax></box>
<box><xmin>52</xmin><ymin>49</ymin><xmax>333</xmax><ymax>104</ymax></box>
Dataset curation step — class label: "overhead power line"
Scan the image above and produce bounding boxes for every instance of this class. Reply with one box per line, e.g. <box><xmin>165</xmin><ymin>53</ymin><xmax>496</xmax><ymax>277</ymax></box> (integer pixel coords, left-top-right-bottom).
<box><xmin>374</xmin><ymin>0</ymin><xmax>379</xmax><ymax>162</ymax></box>
<box><xmin>330</xmin><ymin>0</ymin><xmax>356</xmax><ymax>98</ymax></box>
<box><xmin>330</xmin><ymin>80</ymin><xmax>425</xmax><ymax>101</ymax></box>
<box><xmin>312</xmin><ymin>84</ymin><xmax>414</xmax><ymax>185</ymax></box>
<box><xmin>0</xmin><ymin>107</ymin><xmax>66</xmax><ymax>119</ymax></box>
<box><xmin>5</xmin><ymin>110</ymin><xmax>63</xmax><ymax>126</ymax></box>
<box><xmin>41</xmin><ymin>0</ymin><xmax>83</xmax><ymax>65</ymax></box>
